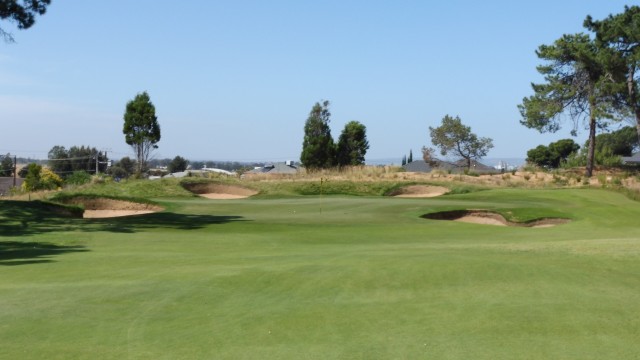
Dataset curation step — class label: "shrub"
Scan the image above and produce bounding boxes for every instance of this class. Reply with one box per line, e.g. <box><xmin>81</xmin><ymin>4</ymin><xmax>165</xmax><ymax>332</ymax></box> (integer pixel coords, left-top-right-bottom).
<box><xmin>40</xmin><ymin>168</ymin><xmax>63</xmax><ymax>189</ymax></box>
<box><xmin>597</xmin><ymin>174</ymin><xmax>607</xmax><ymax>187</ymax></box>
<box><xmin>552</xmin><ymin>174</ymin><xmax>568</xmax><ymax>186</ymax></box>
<box><xmin>66</xmin><ymin>171</ymin><xmax>92</xmax><ymax>186</ymax></box>
<box><xmin>22</xmin><ymin>164</ymin><xmax>63</xmax><ymax>191</ymax></box>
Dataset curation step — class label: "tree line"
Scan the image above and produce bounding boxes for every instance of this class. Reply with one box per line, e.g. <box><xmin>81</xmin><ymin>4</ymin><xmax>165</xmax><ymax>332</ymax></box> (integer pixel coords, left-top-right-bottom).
<box><xmin>526</xmin><ymin>126</ymin><xmax>639</xmax><ymax>169</ymax></box>
<box><xmin>300</xmin><ymin>100</ymin><xmax>370</xmax><ymax>170</ymax></box>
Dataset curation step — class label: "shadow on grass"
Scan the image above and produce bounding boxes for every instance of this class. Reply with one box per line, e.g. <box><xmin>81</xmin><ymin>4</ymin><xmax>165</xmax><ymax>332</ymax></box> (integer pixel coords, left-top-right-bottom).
<box><xmin>0</xmin><ymin>241</ymin><xmax>88</xmax><ymax>266</ymax></box>
<box><xmin>87</xmin><ymin>212</ymin><xmax>246</xmax><ymax>233</ymax></box>
<box><xmin>0</xmin><ymin>200</ymin><xmax>245</xmax><ymax>237</ymax></box>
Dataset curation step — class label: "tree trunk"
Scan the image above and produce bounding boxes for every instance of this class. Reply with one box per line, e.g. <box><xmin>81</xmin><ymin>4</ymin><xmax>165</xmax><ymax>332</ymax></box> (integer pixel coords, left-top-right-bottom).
<box><xmin>586</xmin><ymin>100</ymin><xmax>597</xmax><ymax>178</ymax></box>
<box><xmin>634</xmin><ymin>108</ymin><xmax>640</xmax><ymax>152</ymax></box>
<box><xmin>627</xmin><ymin>66</ymin><xmax>640</xmax><ymax>149</ymax></box>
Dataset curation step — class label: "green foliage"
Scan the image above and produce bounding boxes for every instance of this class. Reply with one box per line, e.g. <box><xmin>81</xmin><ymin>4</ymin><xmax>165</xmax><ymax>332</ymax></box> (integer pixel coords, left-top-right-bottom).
<box><xmin>40</xmin><ymin>168</ymin><xmax>63</xmax><ymax>190</ymax></box>
<box><xmin>527</xmin><ymin>139</ymin><xmax>580</xmax><ymax>168</ymax></box>
<box><xmin>401</xmin><ymin>155</ymin><xmax>407</xmax><ymax>166</ymax></box>
<box><xmin>65</xmin><ymin>171</ymin><xmax>92</xmax><ymax>186</ymax></box>
<box><xmin>300</xmin><ymin>100</ymin><xmax>336</xmax><ymax>170</ymax></box>
<box><xmin>336</xmin><ymin>121</ymin><xmax>369</xmax><ymax>167</ymax></box>
<box><xmin>22</xmin><ymin>163</ymin><xmax>42</xmax><ymax>191</ymax></box>
<box><xmin>589</xmin><ymin>126</ymin><xmax>639</xmax><ymax>156</ymax></box>
<box><xmin>595</xmin><ymin>147</ymin><xmax>622</xmax><ymax>167</ymax></box>
<box><xmin>408</xmin><ymin>149</ymin><xmax>413</xmax><ymax>163</ymax></box>
<box><xmin>518</xmin><ymin>32</ymin><xmax>623</xmax><ymax>176</ymax></box>
<box><xmin>21</xmin><ymin>163</ymin><xmax>63</xmax><ymax>191</ymax></box>
<box><xmin>429</xmin><ymin>115</ymin><xmax>493</xmax><ymax>169</ymax></box>
<box><xmin>585</xmin><ymin>6</ymin><xmax>640</xmax><ymax>147</ymax></box>
<box><xmin>527</xmin><ymin>145</ymin><xmax>553</xmax><ymax>168</ymax></box>
<box><xmin>563</xmin><ymin>147</ymin><xmax>622</xmax><ymax>168</ymax></box>
<box><xmin>0</xmin><ymin>0</ymin><xmax>50</xmax><ymax>42</ymax></box>
<box><xmin>107</xmin><ymin>166</ymin><xmax>128</xmax><ymax>180</ymax></box>
<box><xmin>17</xmin><ymin>165</ymin><xmax>28</xmax><ymax>178</ymax></box>
<box><xmin>48</xmin><ymin>145</ymin><xmax>108</xmax><ymax>177</ymax></box>
<box><xmin>108</xmin><ymin>156</ymin><xmax>136</xmax><ymax>179</ymax></box>
<box><xmin>123</xmin><ymin>91</ymin><xmax>161</xmax><ymax>175</ymax></box>
<box><xmin>0</xmin><ymin>153</ymin><xmax>13</xmax><ymax>176</ymax></box>
<box><xmin>168</xmin><ymin>156</ymin><xmax>189</xmax><ymax>173</ymax></box>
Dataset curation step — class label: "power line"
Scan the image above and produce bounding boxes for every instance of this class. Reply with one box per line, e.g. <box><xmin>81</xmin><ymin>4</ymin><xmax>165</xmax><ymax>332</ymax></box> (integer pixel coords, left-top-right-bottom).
<box><xmin>46</xmin><ymin>156</ymin><xmax>96</xmax><ymax>161</ymax></box>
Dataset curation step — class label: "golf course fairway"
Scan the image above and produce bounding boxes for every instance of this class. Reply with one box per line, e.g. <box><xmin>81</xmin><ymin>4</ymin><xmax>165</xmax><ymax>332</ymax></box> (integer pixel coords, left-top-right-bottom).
<box><xmin>1</xmin><ymin>188</ymin><xmax>640</xmax><ymax>359</ymax></box>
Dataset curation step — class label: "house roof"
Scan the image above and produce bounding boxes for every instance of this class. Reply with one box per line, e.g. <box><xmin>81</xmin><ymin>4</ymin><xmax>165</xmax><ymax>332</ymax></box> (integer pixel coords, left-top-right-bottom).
<box><xmin>403</xmin><ymin>160</ymin><xmax>433</xmax><ymax>172</ymax></box>
<box><xmin>622</xmin><ymin>152</ymin><xmax>640</xmax><ymax>164</ymax></box>
<box><xmin>246</xmin><ymin>162</ymin><xmax>300</xmax><ymax>174</ymax></box>
<box><xmin>403</xmin><ymin>159</ymin><xmax>498</xmax><ymax>173</ymax></box>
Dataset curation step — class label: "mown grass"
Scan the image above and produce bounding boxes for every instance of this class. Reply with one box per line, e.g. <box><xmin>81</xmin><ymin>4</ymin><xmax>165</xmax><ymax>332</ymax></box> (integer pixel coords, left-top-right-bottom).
<box><xmin>1</xmin><ymin>185</ymin><xmax>640</xmax><ymax>359</ymax></box>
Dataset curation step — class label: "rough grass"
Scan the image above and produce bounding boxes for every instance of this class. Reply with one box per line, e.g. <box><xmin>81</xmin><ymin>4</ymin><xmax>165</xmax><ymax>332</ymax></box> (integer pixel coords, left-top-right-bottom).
<box><xmin>2</xmin><ymin>185</ymin><xmax>640</xmax><ymax>359</ymax></box>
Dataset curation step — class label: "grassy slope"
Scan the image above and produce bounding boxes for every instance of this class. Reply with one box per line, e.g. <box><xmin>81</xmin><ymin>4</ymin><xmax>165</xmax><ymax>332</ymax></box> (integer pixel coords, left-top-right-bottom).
<box><xmin>1</xmin><ymin>188</ymin><xmax>640</xmax><ymax>359</ymax></box>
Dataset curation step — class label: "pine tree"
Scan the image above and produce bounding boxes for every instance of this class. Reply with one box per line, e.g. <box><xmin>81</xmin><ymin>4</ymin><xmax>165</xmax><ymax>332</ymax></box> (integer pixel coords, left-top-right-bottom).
<box><xmin>518</xmin><ymin>33</ymin><xmax>622</xmax><ymax>177</ymax></box>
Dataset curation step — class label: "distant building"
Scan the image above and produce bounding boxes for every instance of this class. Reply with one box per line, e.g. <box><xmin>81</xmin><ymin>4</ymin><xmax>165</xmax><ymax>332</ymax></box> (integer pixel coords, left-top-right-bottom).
<box><xmin>403</xmin><ymin>159</ymin><xmax>499</xmax><ymax>174</ymax></box>
<box><xmin>0</xmin><ymin>177</ymin><xmax>23</xmax><ymax>196</ymax></box>
<box><xmin>201</xmin><ymin>167</ymin><xmax>235</xmax><ymax>176</ymax></box>
<box><xmin>622</xmin><ymin>152</ymin><xmax>640</xmax><ymax>165</ymax></box>
<box><xmin>245</xmin><ymin>161</ymin><xmax>300</xmax><ymax>175</ymax></box>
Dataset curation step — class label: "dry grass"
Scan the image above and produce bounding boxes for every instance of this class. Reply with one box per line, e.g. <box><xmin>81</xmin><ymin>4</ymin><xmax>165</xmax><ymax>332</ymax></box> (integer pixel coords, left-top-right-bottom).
<box><xmin>244</xmin><ymin>166</ymin><xmax>631</xmax><ymax>188</ymax></box>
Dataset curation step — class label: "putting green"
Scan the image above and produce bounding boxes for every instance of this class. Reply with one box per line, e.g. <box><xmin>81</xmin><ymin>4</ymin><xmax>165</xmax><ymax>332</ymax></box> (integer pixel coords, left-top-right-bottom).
<box><xmin>1</xmin><ymin>188</ymin><xmax>640</xmax><ymax>359</ymax></box>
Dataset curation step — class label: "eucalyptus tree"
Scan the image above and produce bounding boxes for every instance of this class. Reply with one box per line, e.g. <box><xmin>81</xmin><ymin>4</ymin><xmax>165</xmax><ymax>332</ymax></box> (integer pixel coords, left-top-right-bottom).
<box><xmin>518</xmin><ymin>33</ymin><xmax>622</xmax><ymax>177</ymax></box>
<box><xmin>123</xmin><ymin>91</ymin><xmax>161</xmax><ymax>176</ymax></box>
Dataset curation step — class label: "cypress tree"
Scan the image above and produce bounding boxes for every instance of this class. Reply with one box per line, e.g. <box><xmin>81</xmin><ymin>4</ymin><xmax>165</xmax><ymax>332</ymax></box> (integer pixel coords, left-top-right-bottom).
<box><xmin>300</xmin><ymin>100</ymin><xmax>335</xmax><ymax>170</ymax></box>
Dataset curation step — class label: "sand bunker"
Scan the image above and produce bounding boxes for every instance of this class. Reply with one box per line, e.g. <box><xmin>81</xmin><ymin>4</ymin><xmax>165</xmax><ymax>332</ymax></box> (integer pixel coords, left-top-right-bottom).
<box><xmin>59</xmin><ymin>197</ymin><xmax>163</xmax><ymax>219</ymax></box>
<box><xmin>391</xmin><ymin>185</ymin><xmax>449</xmax><ymax>198</ymax></box>
<box><xmin>422</xmin><ymin>210</ymin><xmax>570</xmax><ymax>228</ymax></box>
<box><xmin>83</xmin><ymin>209</ymin><xmax>157</xmax><ymax>218</ymax></box>
<box><xmin>183</xmin><ymin>183</ymin><xmax>258</xmax><ymax>199</ymax></box>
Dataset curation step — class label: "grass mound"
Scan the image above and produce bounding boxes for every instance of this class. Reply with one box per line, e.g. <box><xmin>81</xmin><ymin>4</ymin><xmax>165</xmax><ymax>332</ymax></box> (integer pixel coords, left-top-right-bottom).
<box><xmin>51</xmin><ymin>194</ymin><xmax>160</xmax><ymax>209</ymax></box>
<box><xmin>0</xmin><ymin>200</ymin><xmax>83</xmax><ymax>219</ymax></box>
<box><xmin>387</xmin><ymin>184</ymin><xmax>449</xmax><ymax>197</ymax></box>
<box><xmin>50</xmin><ymin>194</ymin><xmax>163</xmax><ymax>218</ymax></box>
<box><xmin>59</xmin><ymin>178</ymin><xmax>195</xmax><ymax>198</ymax></box>
<box><xmin>181</xmin><ymin>180</ymin><xmax>258</xmax><ymax>199</ymax></box>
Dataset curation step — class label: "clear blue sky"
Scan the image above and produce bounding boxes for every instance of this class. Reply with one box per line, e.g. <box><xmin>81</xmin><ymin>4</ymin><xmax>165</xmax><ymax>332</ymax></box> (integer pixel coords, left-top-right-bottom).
<box><xmin>0</xmin><ymin>1</ymin><xmax>637</xmax><ymax>163</ymax></box>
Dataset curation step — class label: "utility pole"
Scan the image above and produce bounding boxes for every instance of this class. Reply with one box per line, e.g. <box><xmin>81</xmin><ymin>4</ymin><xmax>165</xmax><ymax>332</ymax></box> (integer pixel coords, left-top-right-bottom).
<box><xmin>13</xmin><ymin>155</ymin><xmax>16</xmax><ymax>187</ymax></box>
<box><xmin>96</xmin><ymin>153</ymin><xmax>99</xmax><ymax>175</ymax></box>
